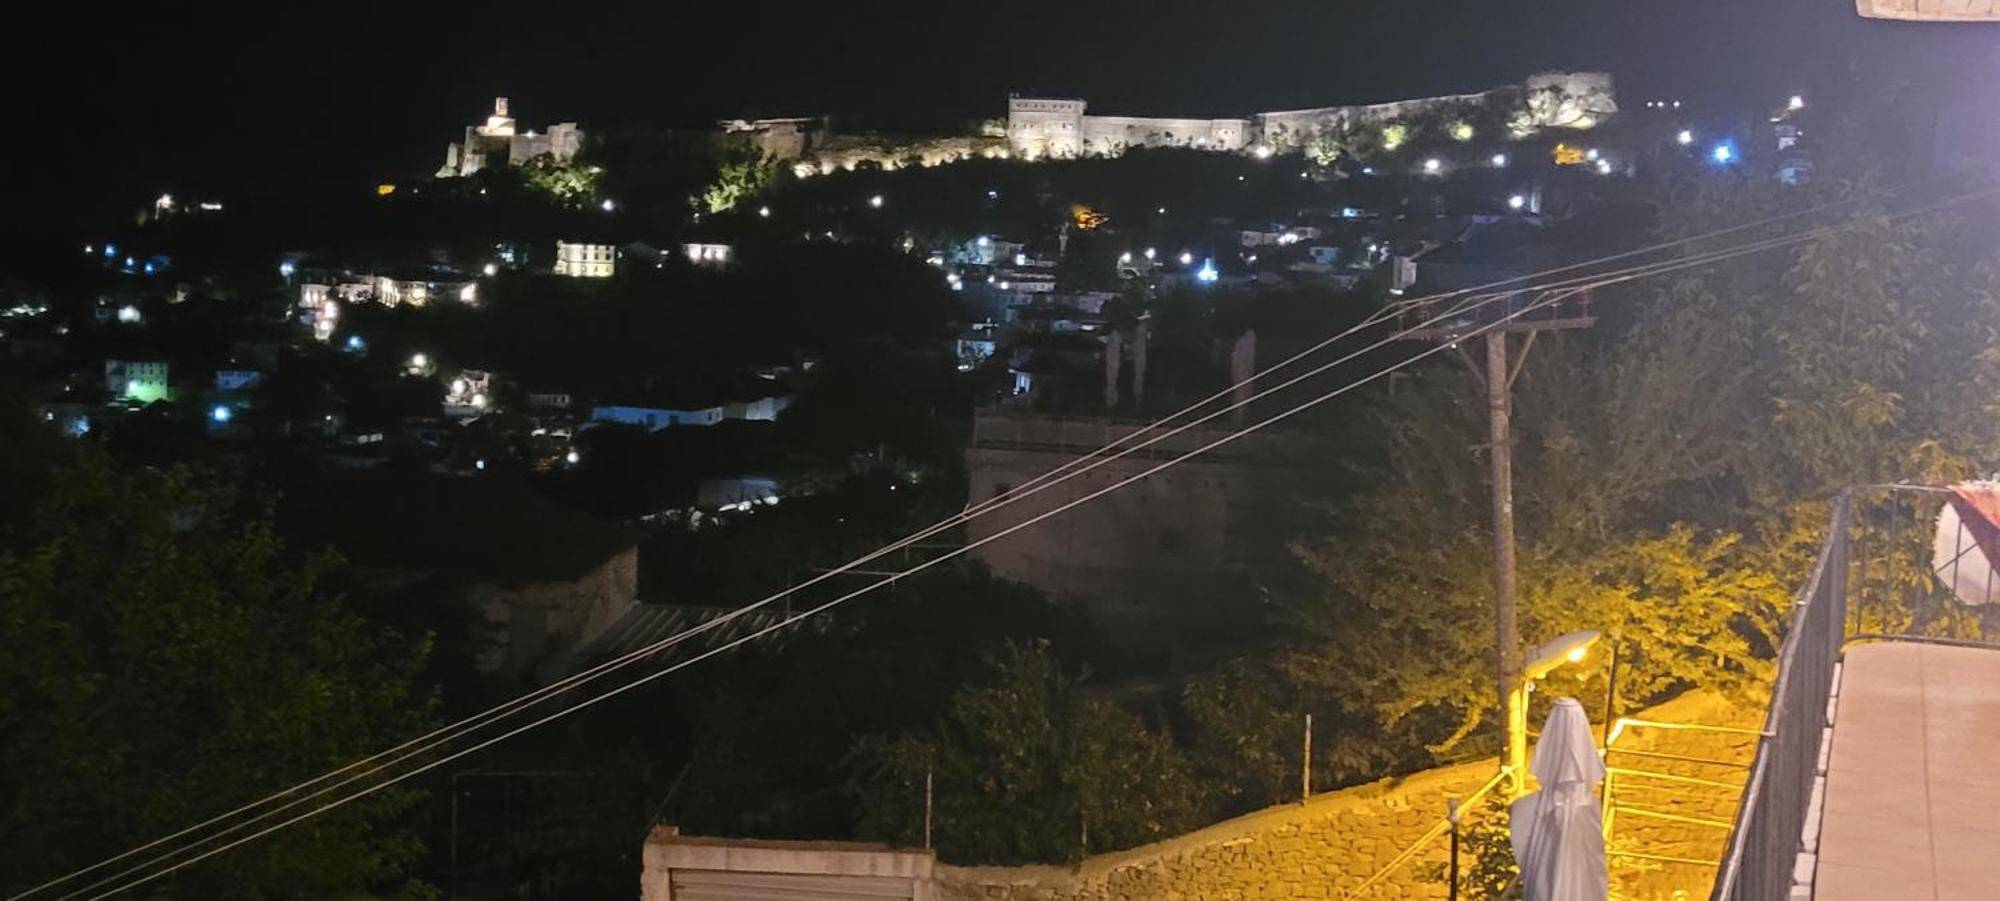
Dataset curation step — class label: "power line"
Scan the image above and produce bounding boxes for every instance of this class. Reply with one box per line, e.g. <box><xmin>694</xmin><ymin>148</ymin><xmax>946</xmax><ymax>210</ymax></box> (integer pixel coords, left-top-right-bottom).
<box><xmin>22</xmin><ymin>178</ymin><xmax>1982</xmax><ymax>900</ymax></box>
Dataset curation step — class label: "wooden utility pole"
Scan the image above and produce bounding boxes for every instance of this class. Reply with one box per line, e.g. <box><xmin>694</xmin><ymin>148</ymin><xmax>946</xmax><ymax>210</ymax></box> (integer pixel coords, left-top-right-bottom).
<box><xmin>1484</xmin><ymin>329</ymin><xmax>1528</xmax><ymax>798</ymax></box>
<box><xmin>1405</xmin><ymin>286</ymin><xmax>1593</xmax><ymax>798</ymax></box>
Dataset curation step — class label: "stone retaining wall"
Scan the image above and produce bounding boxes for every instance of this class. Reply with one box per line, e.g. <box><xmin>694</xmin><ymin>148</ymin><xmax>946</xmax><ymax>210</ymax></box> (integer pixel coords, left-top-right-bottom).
<box><xmin>934</xmin><ymin>761</ymin><xmax>1500</xmax><ymax>900</ymax></box>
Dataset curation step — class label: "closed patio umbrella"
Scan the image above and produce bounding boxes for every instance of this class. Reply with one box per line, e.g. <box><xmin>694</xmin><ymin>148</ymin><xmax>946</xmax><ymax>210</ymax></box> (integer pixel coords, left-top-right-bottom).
<box><xmin>1509</xmin><ymin>697</ymin><xmax>1608</xmax><ymax>901</ymax></box>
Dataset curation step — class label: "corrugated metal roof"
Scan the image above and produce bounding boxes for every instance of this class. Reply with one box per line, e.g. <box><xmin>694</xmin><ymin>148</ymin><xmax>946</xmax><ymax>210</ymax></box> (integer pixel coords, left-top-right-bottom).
<box><xmin>580</xmin><ymin>602</ymin><xmax>817</xmax><ymax>665</ymax></box>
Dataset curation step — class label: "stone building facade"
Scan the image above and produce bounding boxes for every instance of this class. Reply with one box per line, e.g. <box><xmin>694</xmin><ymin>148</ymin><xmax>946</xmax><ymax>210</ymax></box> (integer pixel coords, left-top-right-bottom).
<box><xmin>440</xmin><ymin>96</ymin><xmax>585</xmax><ymax>177</ymax></box>
<box><xmin>1006</xmin><ymin>71</ymin><xmax>1616</xmax><ymax>159</ymax></box>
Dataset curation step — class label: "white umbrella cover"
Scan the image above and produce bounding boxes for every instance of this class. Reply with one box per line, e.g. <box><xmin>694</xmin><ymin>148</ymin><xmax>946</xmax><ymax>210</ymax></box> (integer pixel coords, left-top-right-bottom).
<box><xmin>1508</xmin><ymin>697</ymin><xmax>1608</xmax><ymax>901</ymax></box>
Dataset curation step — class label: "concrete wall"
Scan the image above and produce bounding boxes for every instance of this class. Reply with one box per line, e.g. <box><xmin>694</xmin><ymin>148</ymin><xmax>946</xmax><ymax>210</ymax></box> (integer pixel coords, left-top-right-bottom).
<box><xmin>466</xmin><ymin>545</ymin><xmax>639</xmax><ymax>678</ymax></box>
<box><xmin>965</xmin><ymin>412</ymin><xmax>1332</xmax><ymax>656</ymax></box>
<box><xmin>642</xmin><ymin>831</ymin><xmax>938</xmax><ymax>901</ymax></box>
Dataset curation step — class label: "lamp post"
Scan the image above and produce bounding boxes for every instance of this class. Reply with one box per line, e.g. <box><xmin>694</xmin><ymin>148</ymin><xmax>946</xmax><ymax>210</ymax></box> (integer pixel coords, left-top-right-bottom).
<box><xmin>1506</xmin><ymin>630</ymin><xmax>1603</xmax><ymax>793</ymax></box>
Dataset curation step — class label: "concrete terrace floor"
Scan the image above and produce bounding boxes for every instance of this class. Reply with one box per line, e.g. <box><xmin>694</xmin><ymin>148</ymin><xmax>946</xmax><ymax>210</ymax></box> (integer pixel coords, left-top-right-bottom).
<box><xmin>1816</xmin><ymin>641</ymin><xmax>2000</xmax><ymax>900</ymax></box>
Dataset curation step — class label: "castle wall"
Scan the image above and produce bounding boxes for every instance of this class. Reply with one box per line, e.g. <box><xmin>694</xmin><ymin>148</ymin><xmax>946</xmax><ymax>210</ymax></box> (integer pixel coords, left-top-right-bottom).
<box><xmin>1078</xmin><ymin>115</ymin><xmax>1251</xmax><ymax>155</ymax></box>
<box><xmin>1005</xmin><ymin>72</ymin><xmax>1612</xmax><ymax>158</ymax></box>
<box><xmin>1007</xmin><ymin>97</ymin><xmax>1086</xmax><ymax>159</ymax></box>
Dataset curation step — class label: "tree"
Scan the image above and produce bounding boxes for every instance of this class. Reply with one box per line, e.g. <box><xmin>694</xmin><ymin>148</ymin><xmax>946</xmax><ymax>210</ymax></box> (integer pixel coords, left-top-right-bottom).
<box><xmin>700</xmin><ymin>145</ymin><xmax>779</xmax><ymax>213</ymax></box>
<box><xmin>517</xmin><ymin>153</ymin><xmax>603</xmax><ymax>202</ymax></box>
<box><xmin>0</xmin><ymin>446</ymin><xmax>435</xmax><ymax>898</ymax></box>
<box><xmin>852</xmin><ymin>641</ymin><xmax>1199</xmax><ymax>864</ymax></box>
<box><xmin>1272</xmin><ymin>161</ymin><xmax>2000</xmax><ymax>778</ymax></box>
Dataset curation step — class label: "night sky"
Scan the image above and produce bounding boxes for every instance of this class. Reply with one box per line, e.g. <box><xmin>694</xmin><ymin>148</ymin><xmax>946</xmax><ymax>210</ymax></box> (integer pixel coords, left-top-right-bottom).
<box><xmin>7</xmin><ymin>0</ymin><xmax>1995</xmax><ymax>239</ymax></box>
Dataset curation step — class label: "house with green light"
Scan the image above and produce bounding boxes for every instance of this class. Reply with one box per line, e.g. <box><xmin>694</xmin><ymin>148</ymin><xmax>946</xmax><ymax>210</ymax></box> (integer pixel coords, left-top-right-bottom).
<box><xmin>105</xmin><ymin>360</ymin><xmax>170</xmax><ymax>404</ymax></box>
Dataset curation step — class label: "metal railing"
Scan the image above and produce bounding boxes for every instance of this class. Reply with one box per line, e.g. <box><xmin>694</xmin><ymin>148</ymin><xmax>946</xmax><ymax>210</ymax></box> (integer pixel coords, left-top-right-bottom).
<box><xmin>1342</xmin><ymin>767</ymin><xmax>1511</xmax><ymax>899</ymax></box>
<box><xmin>1709</xmin><ymin>491</ymin><xmax>1849</xmax><ymax>901</ymax></box>
<box><xmin>1712</xmin><ymin>484</ymin><xmax>2000</xmax><ymax>899</ymax></box>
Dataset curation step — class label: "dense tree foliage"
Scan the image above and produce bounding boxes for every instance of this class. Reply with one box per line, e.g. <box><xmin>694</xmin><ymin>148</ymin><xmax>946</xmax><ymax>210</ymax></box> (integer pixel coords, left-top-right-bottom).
<box><xmin>852</xmin><ymin>642</ymin><xmax>1199</xmax><ymax>864</ymax></box>
<box><xmin>0</xmin><ymin>443</ymin><xmax>435</xmax><ymax>897</ymax></box>
<box><xmin>1257</xmin><ymin>153</ymin><xmax>2000</xmax><ymax>776</ymax></box>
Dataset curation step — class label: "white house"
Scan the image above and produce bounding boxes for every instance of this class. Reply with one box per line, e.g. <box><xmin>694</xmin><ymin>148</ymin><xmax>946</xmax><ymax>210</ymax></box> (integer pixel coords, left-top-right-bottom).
<box><xmin>555</xmin><ymin>241</ymin><xmax>616</xmax><ymax>278</ymax></box>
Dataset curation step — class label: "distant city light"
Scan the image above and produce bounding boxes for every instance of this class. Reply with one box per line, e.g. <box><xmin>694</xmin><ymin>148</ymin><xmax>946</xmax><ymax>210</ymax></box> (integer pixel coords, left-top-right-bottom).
<box><xmin>483</xmin><ymin>263</ymin><xmax>498</xmax><ymax>276</ymax></box>
<box><xmin>1423</xmin><ymin>158</ymin><xmax>1441</xmax><ymax>174</ymax></box>
<box><xmin>116</xmin><ymin>304</ymin><xmax>142</xmax><ymax>323</ymax></box>
<box><xmin>142</xmin><ymin>261</ymin><xmax>157</xmax><ymax>275</ymax></box>
<box><xmin>410</xmin><ymin>353</ymin><xmax>428</xmax><ymax>369</ymax></box>
<box><xmin>997</xmin><ymin>281</ymin><xmax>1011</xmax><ymax>290</ymax></box>
<box><xmin>475</xmin><ymin>459</ymin><xmax>486</xmax><ymax>471</ymax></box>
<box><xmin>868</xmin><ymin>194</ymin><xmax>884</xmax><ymax>208</ymax></box>
<box><xmin>758</xmin><ymin>205</ymin><xmax>771</xmax><ymax>217</ymax></box>
<box><xmin>346</xmin><ymin>335</ymin><xmax>366</xmax><ymax>351</ymax></box>
<box><xmin>1596</xmin><ymin>160</ymin><xmax>1613</xmax><ymax>175</ymax></box>
<box><xmin>459</xmin><ymin>284</ymin><xmax>477</xmax><ymax>303</ymax></box>
<box><xmin>566</xmin><ymin>449</ymin><xmax>580</xmax><ymax>465</ymax></box>
<box><xmin>600</xmin><ymin>198</ymin><xmax>616</xmax><ymax>212</ymax></box>
<box><xmin>1788</xmin><ymin>95</ymin><xmax>1806</xmax><ymax>111</ymax></box>
<box><xmin>470</xmin><ymin>393</ymin><xmax>488</xmax><ymax>409</ymax></box>
<box><xmin>1253</xmin><ymin>145</ymin><xmax>1274</xmax><ymax>160</ymax></box>
<box><xmin>1014</xmin><ymin>253</ymin><xmax>1027</xmax><ymax>266</ymax></box>
<box><xmin>210</xmin><ymin>405</ymin><xmax>232</xmax><ymax>424</ymax></box>
<box><xmin>278</xmin><ymin>261</ymin><xmax>296</xmax><ymax>278</ymax></box>
<box><xmin>1361</xmin><ymin>166</ymin><xmax>1375</xmax><ymax>175</ymax></box>
<box><xmin>1119</xmin><ymin>251</ymin><xmax>1133</xmax><ymax>264</ymax></box>
<box><xmin>1508</xmin><ymin>194</ymin><xmax>1527</xmax><ymax>210</ymax></box>
<box><xmin>1196</xmin><ymin>259</ymin><xmax>1219</xmax><ymax>284</ymax></box>
<box><xmin>84</xmin><ymin>244</ymin><xmax>94</xmax><ymax>255</ymax></box>
<box><xmin>977</xmin><ymin>236</ymin><xmax>991</xmax><ymax>247</ymax></box>
<box><xmin>1178</xmin><ymin>251</ymin><xmax>1194</xmax><ymax>266</ymax></box>
<box><xmin>1711</xmin><ymin>142</ymin><xmax>1736</xmax><ymax>164</ymax></box>
<box><xmin>124</xmin><ymin>257</ymin><xmax>135</xmax><ymax>268</ymax></box>
<box><xmin>1585</xmin><ymin>148</ymin><xmax>1600</xmax><ymax>161</ymax></box>
<box><xmin>1491</xmin><ymin>153</ymin><xmax>1508</xmax><ymax>167</ymax></box>
<box><xmin>198</xmin><ymin>201</ymin><xmax>223</xmax><ymax>211</ymax></box>
<box><xmin>1156</xmin><ymin>206</ymin><xmax>1167</xmax><ymax>215</ymax></box>
<box><xmin>154</xmin><ymin>193</ymin><xmax>175</xmax><ymax>213</ymax></box>
<box><xmin>1144</xmin><ymin>247</ymin><xmax>1157</xmax><ymax>260</ymax></box>
<box><xmin>986</xmin><ymin>190</ymin><xmax>999</xmax><ymax>199</ymax></box>
<box><xmin>1677</xmin><ymin>129</ymin><xmax>1695</xmax><ymax>146</ymax></box>
<box><xmin>103</xmin><ymin>244</ymin><xmax>117</xmax><ymax>259</ymax></box>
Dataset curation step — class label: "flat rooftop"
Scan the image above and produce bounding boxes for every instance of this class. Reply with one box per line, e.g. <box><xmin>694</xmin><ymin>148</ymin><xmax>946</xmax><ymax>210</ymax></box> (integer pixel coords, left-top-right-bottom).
<box><xmin>1816</xmin><ymin>641</ymin><xmax>2000</xmax><ymax>899</ymax></box>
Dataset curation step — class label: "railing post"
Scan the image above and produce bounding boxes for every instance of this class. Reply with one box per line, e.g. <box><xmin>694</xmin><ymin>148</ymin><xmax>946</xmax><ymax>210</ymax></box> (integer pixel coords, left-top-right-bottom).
<box><xmin>1447</xmin><ymin>798</ymin><xmax>1461</xmax><ymax>901</ymax></box>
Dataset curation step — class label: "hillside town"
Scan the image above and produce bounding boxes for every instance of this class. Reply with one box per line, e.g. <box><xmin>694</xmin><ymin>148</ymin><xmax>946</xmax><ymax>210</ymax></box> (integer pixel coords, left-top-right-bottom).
<box><xmin>5</xmin><ymin>3</ymin><xmax>2000</xmax><ymax>899</ymax></box>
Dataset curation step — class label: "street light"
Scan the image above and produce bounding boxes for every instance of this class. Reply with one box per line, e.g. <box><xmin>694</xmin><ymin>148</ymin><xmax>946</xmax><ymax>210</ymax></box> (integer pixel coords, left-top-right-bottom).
<box><xmin>1423</xmin><ymin>158</ymin><xmax>1441</xmax><ymax>174</ymax></box>
<box><xmin>869</xmin><ymin>195</ymin><xmax>884</xmax><ymax>209</ymax></box>
<box><xmin>1504</xmin><ymin>629</ymin><xmax>1602</xmax><ymax>795</ymax></box>
<box><xmin>600</xmin><ymin>198</ymin><xmax>616</xmax><ymax>212</ymax></box>
<box><xmin>1491</xmin><ymin>152</ymin><xmax>1508</xmax><ymax>167</ymax></box>
<box><xmin>1523</xmin><ymin>630</ymin><xmax>1601</xmax><ymax>682</ymax></box>
<box><xmin>1508</xmin><ymin>194</ymin><xmax>1526</xmax><ymax>210</ymax></box>
<box><xmin>1676</xmin><ymin>129</ymin><xmax>1694</xmax><ymax>146</ymax></box>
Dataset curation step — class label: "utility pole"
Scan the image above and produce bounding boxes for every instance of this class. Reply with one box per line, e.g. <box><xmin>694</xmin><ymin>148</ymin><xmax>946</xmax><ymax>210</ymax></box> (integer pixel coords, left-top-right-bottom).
<box><xmin>1405</xmin><ymin>285</ymin><xmax>1593</xmax><ymax>798</ymax></box>
<box><xmin>1484</xmin><ymin>329</ymin><xmax>1528</xmax><ymax>799</ymax></box>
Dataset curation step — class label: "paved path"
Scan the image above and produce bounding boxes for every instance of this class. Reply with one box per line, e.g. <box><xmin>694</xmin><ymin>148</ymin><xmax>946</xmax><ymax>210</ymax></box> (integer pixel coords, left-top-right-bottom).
<box><xmin>1817</xmin><ymin>641</ymin><xmax>2000</xmax><ymax>900</ymax></box>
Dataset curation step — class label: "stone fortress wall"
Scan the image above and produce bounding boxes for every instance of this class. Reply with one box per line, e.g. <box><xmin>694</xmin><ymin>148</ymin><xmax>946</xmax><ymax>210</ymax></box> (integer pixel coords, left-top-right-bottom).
<box><xmin>722</xmin><ymin>71</ymin><xmax>1612</xmax><ymax>175</ymax></box>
